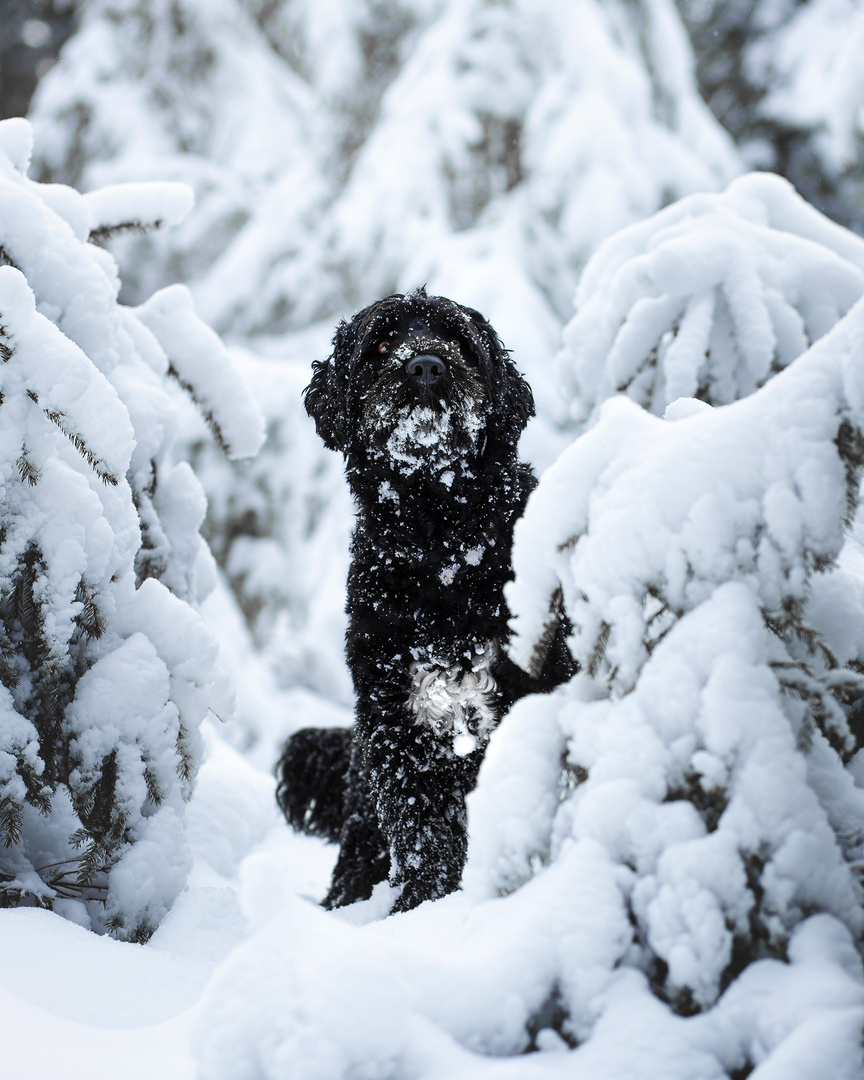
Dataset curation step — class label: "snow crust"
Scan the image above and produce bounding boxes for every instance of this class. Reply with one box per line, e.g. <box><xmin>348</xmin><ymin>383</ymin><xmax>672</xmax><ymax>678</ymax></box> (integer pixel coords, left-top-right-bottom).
<box><xmin>84</xmin><ymin>181</ymin><xmax>195</xmax><ymax>236</ymax></box>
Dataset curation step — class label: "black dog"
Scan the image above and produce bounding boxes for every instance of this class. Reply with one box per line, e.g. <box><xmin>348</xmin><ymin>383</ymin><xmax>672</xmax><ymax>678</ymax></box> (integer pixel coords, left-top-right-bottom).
<box><xmin>277</xmin><ymin>288</ymin><xmax>572</xmax><ymax>912</ymax></box>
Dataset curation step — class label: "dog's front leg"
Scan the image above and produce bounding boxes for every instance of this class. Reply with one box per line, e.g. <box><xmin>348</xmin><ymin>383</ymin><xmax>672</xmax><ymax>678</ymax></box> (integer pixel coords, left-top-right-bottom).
<box><xmin>363</xmin><ymin>715</ymin><xmax>482</xmax><ymax>913</ymax></box>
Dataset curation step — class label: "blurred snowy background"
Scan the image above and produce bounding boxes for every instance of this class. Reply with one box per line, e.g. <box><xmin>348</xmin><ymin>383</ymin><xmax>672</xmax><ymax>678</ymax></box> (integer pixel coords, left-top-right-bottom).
<box><xmin>3</xmin><ymin>0</ymin><xmax>864</xmax><ymax>1077</ymax></box>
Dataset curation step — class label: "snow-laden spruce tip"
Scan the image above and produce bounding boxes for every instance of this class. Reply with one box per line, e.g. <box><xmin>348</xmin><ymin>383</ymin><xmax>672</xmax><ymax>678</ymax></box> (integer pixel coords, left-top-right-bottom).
<box><xmin>0</xmin><ymin>118</ymin><xmax>263</xmax><ymax>942</ymax></box>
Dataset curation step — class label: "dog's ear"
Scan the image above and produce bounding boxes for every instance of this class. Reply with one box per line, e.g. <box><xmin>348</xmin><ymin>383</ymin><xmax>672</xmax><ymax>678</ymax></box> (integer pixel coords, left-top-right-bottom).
<box><xmin>464</xmin><ymin>306</ymin><xmax>535</xmax><ymax>445</ymax></box>
<box><xmin>498</xmin><ymin>355</ymin><xmax>535</xmax><ymax>439</ymax></box>
<box><xmin>304</xmin><ymin>358</ymin><xmax>344</xmax><ymax>450</ymax></box>
<box><xmin>303</xmin><ymin>317</ymin><xmax>357</xmax><ymax>452</ymax></box>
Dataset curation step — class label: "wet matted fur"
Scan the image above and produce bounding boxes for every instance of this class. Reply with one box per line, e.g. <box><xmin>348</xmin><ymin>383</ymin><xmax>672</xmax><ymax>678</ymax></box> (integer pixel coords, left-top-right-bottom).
<box><xmin>276</xmin><ymin>287</ymin><xmax>573</xmax><ymax>913</ymax></box>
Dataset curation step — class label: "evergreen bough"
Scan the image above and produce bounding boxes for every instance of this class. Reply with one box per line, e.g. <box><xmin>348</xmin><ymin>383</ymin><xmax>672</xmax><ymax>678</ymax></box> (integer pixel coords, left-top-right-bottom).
<box><xmin>0</xmin><ymin>118</ymin><xmax>263</xmax><ymax>941</ymax></box>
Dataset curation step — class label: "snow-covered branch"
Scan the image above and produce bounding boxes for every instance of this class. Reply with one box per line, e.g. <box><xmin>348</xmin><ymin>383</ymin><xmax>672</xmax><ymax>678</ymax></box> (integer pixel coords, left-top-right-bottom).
<box><xmin>558</xmin><ymin>172</ymin><xmax>864</xmax><ymax>429</ymax></box>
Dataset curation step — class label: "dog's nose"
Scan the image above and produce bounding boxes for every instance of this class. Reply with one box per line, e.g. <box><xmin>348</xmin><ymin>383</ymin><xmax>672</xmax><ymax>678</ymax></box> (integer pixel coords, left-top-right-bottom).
<box><xmin>406</xmin><ymin>354</ymin><xmax>446</xmax><ymax>386</ymax></box>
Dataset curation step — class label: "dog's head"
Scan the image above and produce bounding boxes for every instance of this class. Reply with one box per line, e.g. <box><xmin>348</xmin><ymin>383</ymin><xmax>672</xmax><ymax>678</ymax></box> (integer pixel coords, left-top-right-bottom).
<box><xmin>304</xmin><ymin>288</ymin><xmax>534</xmax><ymax>474</ymax></box>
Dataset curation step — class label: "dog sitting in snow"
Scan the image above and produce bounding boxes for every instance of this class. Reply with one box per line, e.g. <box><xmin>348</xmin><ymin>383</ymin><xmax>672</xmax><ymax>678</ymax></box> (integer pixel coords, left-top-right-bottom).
<box><xmin>276</xmin><ymin>288</ymin><xmax>572</xmax><ymax>912</ymax></box>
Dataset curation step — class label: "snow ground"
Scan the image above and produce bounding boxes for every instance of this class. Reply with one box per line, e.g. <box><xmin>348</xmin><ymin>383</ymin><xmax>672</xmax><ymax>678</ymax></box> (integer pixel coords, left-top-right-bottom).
<box><xmin>7</xmin><ymin>480</ymin><xmax>864</xmax><ymax>1080</ymax></box>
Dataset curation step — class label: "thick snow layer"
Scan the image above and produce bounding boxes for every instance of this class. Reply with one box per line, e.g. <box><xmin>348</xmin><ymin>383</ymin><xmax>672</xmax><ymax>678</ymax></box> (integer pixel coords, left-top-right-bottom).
<box><xmin>192</xmin><ymin>882</ymin><xmax>864</xmax><ymax>1080</ymax></box>
<box><xmin>0</xmin><ymin>908</ymin><xmax>204</xmax><ymax>1080</ymax></box>
<box><xmin>0</xmin><ymin>115</ymin><xmax>34</xmax><ymax>172</ymax></box>
<box><xmin>134</xmin><ymin>284</ymin><xmax>265</xmax><ymax>460</ymax></box>
<box><xmin>84</xmin><ymin>181</ymin><xmax>195</xmax><ymax>236</ymax></box>
<box><xmin>510</xmin><ymin>294</ymin><xmax>864</xmax><ymax>678</ymax></box>
<box><xmin>491</xmin><ymin>295</ymin><xmax>864</xmax><ymax>1068</ymax></box>
<box><xmin>0</xmin><ymin>264</ymin><xmax>134</xmax><ymax>484</ymax></box>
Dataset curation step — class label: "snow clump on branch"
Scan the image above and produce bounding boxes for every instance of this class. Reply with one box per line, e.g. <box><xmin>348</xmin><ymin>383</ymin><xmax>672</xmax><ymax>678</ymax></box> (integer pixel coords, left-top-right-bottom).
<box><xmin>557</xmin><ymin>171</ymin><xmax>864</xmax><ymax>429</ymax></box>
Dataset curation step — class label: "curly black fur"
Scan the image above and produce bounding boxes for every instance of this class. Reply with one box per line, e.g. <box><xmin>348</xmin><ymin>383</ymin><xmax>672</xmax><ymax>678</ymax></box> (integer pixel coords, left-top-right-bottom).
<box><xmin>275</xmin><ymin>727</ymin><xmax>352</xmax><ymax>842</ymax></box>
<box><xmin>276</xmin><ymin>288</ymin><xmax>573</xmax><ymax>913</ymax></box>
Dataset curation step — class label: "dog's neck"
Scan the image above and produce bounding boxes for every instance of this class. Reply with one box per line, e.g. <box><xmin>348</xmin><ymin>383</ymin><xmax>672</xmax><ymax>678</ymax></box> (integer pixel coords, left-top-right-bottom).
<box><xmin>344</xmin><ymin>438</ymin><xmax>529</xmax><ymax>555</ymax></box>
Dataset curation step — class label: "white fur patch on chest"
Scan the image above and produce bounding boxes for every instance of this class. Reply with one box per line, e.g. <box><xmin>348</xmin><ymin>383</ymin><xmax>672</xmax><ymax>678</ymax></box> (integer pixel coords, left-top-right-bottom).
<box><xmin>408</xmin><ymin>642</ymin><xmax>498</xmax><ymax>756</ymax></box>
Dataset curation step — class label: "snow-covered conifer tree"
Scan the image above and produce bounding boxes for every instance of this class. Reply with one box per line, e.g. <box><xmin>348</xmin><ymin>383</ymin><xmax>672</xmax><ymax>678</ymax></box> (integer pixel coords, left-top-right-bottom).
<box><xmin>0</xmin><ymin>117</ymin><xmax>263</xmax><ymax>941</ymax></box>
<box><xmin>477</xmin><ymin>297</ymin><xmax>864</xmax><ymax>1070</ymax></box>
<box><xmin>28</xmin><ymin>0</ymin><xmax>321</xmax><ymax>308</ymax></box>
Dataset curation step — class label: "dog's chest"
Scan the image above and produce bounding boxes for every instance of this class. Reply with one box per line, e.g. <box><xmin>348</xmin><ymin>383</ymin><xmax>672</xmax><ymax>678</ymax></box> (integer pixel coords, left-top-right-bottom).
<box><xmin>349</xmin><ymin>518</ymin><xmax>509</xmax><ymax>633</ymax></box>
<box><xmin>347</xmin><ymin>507</ymin><xmax>511</xmax><ymax>755</ymax></box>
<box><xmin>407</xmin><ymin>641</ymin><xmax>499</xmax><ymax>757</ymax></box>
<box><xmin>354</xmin><ymin>477</ymin><xmax>508</xmax><ymax>590</ymax></box>
<box><xmin>371</xmin><ymin>528</ymin><xmax>491</xmax><ymax>589</ymax></box>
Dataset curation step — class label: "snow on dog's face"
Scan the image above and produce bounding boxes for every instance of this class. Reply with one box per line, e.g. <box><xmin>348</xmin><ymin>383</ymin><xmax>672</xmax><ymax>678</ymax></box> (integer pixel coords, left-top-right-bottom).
<box><xmin>353</xmin><ymin>305</ymin><xmax>487</xmax><ymax>474</ymax></box>
<box><xmin>304</xmin><ymin>288</ymin><xmax>534</xmax><ymax>476</ymax></box>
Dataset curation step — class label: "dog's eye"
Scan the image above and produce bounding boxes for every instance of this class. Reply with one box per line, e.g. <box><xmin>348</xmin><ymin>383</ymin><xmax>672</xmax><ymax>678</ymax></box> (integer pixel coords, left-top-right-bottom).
<box><xmin>453</xmin><ymin>339</ymin><xmax>478</xmax><ymax>364</ymax></box>
<box><xmin>378</xmin><ymin>342</ymin><xmax>390</xmax><ymax>354</ymax></box>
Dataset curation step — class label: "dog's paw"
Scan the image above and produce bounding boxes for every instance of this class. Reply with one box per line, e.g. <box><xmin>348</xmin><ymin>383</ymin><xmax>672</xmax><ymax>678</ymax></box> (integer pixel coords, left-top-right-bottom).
<box><xmin>322</xmin><ymin>848</ymin><xmax>390</xmax><ymax>910</ymax></box>
<box><xmin>388</xmin><ymin>871</ymin><xmax>458</xmax><ymax>914</ymax></box>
